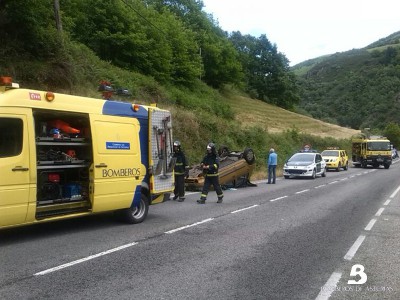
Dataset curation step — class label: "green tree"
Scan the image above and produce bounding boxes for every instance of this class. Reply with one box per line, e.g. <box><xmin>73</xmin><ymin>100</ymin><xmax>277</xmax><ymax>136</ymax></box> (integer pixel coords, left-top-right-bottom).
<box><xmin>384</xmin><ymin>122</ymin><xmax>400</xmax><ymax>148</ymax></box>
<box><xmin>147</xmin><ymin>0</ymin><xmax>243</xmax><ymax>88</ymax></box>
<box><xmin>230</xmin><ymin>32</ymin><xmax>299</xmax><ymax>109</ymax></box>
<box><xmin>0</xmin><ymin>0</ymin><xmax>63</xmax><ymax>58</ymax></box>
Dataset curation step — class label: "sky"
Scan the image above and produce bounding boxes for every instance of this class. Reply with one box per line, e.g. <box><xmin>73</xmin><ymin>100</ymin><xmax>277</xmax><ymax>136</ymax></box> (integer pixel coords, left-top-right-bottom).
<box><xmin>201</xmin><ymin>0</ymin><xmax>400</xmax><ymax>66</ymax></box>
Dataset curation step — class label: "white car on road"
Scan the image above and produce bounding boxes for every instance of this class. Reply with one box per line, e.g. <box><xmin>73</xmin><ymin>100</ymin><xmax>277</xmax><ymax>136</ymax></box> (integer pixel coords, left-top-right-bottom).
<box><xmin>283</xmin><ymin>152</ymin><xmax>327</xmax><ymax>179</ymax></box>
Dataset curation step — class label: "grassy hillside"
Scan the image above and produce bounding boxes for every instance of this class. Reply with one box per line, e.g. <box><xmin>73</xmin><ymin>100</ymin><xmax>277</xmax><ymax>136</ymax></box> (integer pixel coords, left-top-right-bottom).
<box><xmin>227</xmin><ymin>95</ymin><xmax>358</xmax><ymax>139</ymax></box>
<box><xmin>166</xmin><ymin>88</ymin><xmax>359</xmax><ymax>180</ymax></box>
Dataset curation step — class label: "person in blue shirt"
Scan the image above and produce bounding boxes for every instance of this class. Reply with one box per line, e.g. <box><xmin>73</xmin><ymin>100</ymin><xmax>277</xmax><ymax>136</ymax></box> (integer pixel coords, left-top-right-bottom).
<box><xmin>267</xmin><ymin>148</ymin><xmax>278</xmax><ymax>184</ymax></box>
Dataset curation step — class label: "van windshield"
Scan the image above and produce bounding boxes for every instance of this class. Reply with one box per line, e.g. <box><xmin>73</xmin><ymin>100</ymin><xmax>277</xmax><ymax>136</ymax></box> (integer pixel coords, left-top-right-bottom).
<box><xmin>367</xmin><ymin>142</ymin><xmax>390</xmax><ymax>151</ymax></box>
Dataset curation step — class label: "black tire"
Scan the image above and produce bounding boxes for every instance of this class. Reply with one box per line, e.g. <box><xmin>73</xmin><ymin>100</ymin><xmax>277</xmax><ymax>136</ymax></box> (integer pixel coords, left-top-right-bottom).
<box><xmin>218</xmin><ymin>145</ymin><xmax>230</xmax><ymax>157</ymax></box>
<box><xmin>284</xmin><ymin>175</ymin><xmax>290</xmax><ymax>179</ymax></box>
<box><xmin>362</xmin><ymin>160</ymin><xmax>367</xmax><ymax>168</ymax></box>
<box><xmin>384</xmin><ymin>164</ymin><xmax>390</xmax><ymax>169</ymax></box>
<box><xmin>322</xmin><ymin>167</ymin><xmax>327</xmax><ymax>177</ymax></box>
<box><xmin>310</xmin><ymin>169</ymin><xmax>316</xmax><ymax>179</ymax></box>
<box><xmin>243</xmin><ymin>148</ymin><xmax>256</xmax><ymax>165</ymax></box>
<box><xmin>343</xmin><ymin>162</ymin><xmax>348</xmax><ymax>171</ymax></box>
<box><xmin>336</xmin><ymin>163</ymin><xmax>341</xmax><ymax>172</ymax></box>
<box><xmin>119</xmin><ymin>193</ymin><xmax>149</xmax><ymax>224</ymax></box>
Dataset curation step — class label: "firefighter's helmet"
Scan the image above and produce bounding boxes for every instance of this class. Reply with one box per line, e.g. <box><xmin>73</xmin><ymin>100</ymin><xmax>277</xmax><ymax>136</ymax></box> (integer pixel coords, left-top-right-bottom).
<box><xmin>173</xmin><ymin>140</ymin><xmax>181</xmax><ymax>151</ymax></box>
<box><xmin>207</xmin><ymin>142</ymin><xmax>216</xmax><ymax>154</ymax></box>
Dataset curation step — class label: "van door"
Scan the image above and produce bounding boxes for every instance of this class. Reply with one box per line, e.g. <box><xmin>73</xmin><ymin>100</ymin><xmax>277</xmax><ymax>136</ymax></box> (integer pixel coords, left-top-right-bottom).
<box><xmin>0</xmin><ymin>111</ymin><xmax>32</xmax><ymax>227</ymax></box>
<box><xmin>148</xmin><ymin>109</ymin><xmax>174</xmax><ymax>194</ymax></box>
<box><xmin>90</xmin><ymin>115</ymin><xmax>142</xmax><ymax>212</ymax></box>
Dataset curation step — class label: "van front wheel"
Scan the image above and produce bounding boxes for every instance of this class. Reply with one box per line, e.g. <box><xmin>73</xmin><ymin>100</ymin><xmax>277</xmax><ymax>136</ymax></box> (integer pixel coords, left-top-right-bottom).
<box><xmin>119</xmin><ymin>193</ymin><xmax>149</xmax><ymax>224</ymax></box>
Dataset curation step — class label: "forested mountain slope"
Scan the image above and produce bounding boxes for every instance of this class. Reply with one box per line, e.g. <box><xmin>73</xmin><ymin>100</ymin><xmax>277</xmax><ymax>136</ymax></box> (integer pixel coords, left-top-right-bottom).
<box><xmin>293</xmin><ymin>31</ymin><xmax>400</xmax><ymax>131</ymax></box>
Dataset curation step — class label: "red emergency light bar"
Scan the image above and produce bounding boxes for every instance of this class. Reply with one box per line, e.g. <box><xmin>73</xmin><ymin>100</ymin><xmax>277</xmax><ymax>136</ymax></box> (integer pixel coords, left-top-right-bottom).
<box><xmin>0</xmin><ymin>76</ymin><xmax>20</xmax><ymax>89</ymax></box>
<box><xmin>0</xmin><ymin>76</ymin><xmax>12</xmax><ymax>86</ymax></box>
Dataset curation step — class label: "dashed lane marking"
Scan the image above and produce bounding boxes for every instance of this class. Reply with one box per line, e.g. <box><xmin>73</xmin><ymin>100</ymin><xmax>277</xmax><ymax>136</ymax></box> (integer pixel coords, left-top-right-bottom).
<box><xmin>364</xmin><ymin>219</ymin><xmax>377</xmax><ymax>231</ymax></box>
<box><xmin>35</xmin><ymin>242</ymin><xmax>138</xmax><ymax>276</ymax></box>
<box><xmin>344</xmin><ymin>235</ymin><xmax>366</xmax><ymax>261</ymax></box>
<box><xmin>315</xmin><ymin>272</ymin><xmax>342</xmax><ymax>300</ymax></box>
<box><xmin>165</xmin><ymin>218</ymin><xmax>214</xmax><ymax>234</ymax></box>
<box><xmin>295</xmin><ymin>189</ymin><xmax>309</xmax><ymax>194</ymax></box>
<box><xmin>375</xmin><ymin>208</ymin><xmax>385</xmax><ymax>217</ymax></box>
<box><xmin>270</xmin><ymin>196</ymin><xmax>288</xmax><ymax>202</ymax></box>
<box><xmin>231</xmin><ymin>205</ymin><xmax>259</xmax><ymax>214</ymax></box>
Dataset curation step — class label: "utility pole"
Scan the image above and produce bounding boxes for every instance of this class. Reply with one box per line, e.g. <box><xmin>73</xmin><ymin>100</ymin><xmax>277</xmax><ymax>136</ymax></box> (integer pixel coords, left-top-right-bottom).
<box><xmin>53</xmin><ymin>0</ymin><xmax>62</xmax><ymax>33</ymax></box>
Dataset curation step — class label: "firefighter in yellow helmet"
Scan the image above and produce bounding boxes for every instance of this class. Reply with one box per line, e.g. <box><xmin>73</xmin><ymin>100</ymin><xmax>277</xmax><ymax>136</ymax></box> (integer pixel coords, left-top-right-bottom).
<box><xmin>197</xmin><ymin>143</ymin><xmax>224</xmax><ymax>204</ymax></box>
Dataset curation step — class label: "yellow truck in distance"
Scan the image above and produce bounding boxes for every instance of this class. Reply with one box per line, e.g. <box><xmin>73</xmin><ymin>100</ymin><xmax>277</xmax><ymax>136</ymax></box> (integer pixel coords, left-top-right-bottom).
<box><xmin>0</xmin><ymin>77</ymin><xmax>174</xmax><ymax>229</ymax></box>
<box><xmin>351</xmin><ymin>133</ymin><xmax>392</xmax><ymax>169</ymax></box>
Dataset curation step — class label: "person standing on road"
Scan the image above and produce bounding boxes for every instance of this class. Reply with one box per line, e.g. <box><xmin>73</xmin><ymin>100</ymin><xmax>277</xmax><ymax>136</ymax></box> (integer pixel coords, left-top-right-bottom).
<box><xmin>267</xmin><ymin>148</ymin><xmax>278</xmax><ymax>184</ymax></box>
<box><xmin>173</xmin><ymin>140</ymin><xmax>188</xmax><ymax>202</ymax></box>
<box><xmin>197</xmin><ymin>143</ymin><xmax>224</xmax><ymax>204</ymax></box>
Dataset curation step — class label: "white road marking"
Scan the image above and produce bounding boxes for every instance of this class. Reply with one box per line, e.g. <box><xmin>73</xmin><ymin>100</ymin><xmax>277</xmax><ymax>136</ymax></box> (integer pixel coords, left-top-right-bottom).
<box><xmin>295</xmin><ymin>189</ymin><xmax>309</xmax><ymax>194</ymax></box>
<box><xmin>384</xmin><ymin>199</ymin><xmax>391</xmax><ymax>206</ymax></box>
<box><xmin>165</xmin><ymin>218</ymin><xmax>214</xmax><ymax>234</ymax></box>
<box><xmin>315</xmin><ymin>272</ymin><xmax>342</xmax><ymax>300</ymax></box>
<box><xmin>314</xmin><ymin>184</ymin><xmax>326</xmax><ymax>189</ymax></box>
<box><xmin>35</xmin><ymin>242</ymin><xmax>138</xmax><ymax>276</ymax></box>
<box><xmin>231</xmin><ymin>205</ymin><xmax>259</xmax><ymax>214</ymax></box>
<box><xmin>344</xmin><ymin>235</ymin><xmax>366</xmax><ymax>260</ymax></box>
<box><xmin>375</xmin><ymin>208</ymin><xmax>385</xmax><ymax>217</ymax></box>
<box><xmin>390</xmin><ymin>185</ymin><xmax>400</xmax><ymax>198</ymax></box>
<box><xmin>328</xmin><ymin>181</ymin><xmax>338</xmax><ymax>185</ymax></box>
<box><xmin>270</xmin><ymin>195</ymin><xmax>288</xmax><ymax>202</ymax></box>
<box><xmin>340</xmin><ymin>178</ymin><xmax>347</xmax><ymax>181</ymax></box>
<box><xmin>364</xmin><ymin>219</ymin><xmax>377</xmax><ymax>231</ymax></box>
<box><xmin>170</xmin><ymin>191</ymin><xmax>198</xmax><ymax>199</ymax></box>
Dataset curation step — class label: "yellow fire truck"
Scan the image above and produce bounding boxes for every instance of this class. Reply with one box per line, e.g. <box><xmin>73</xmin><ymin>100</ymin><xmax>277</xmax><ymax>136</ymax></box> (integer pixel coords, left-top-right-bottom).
<box><xmin>351</xmin><ymin>133</ymin><xmax>392</xmax><ymax>169</ymax></box>
<box><xmin>0</xmin><ymin>77</ymin><xmax>174</xmax><ymax>229</ymax></box>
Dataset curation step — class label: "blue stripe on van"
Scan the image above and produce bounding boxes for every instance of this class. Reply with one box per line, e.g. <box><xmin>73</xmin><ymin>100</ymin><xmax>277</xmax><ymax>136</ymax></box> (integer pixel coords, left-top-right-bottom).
<box><xmin>132</xmin><ymin>185</ymin><xmax>142</xmax><ymax>207</ymax></box>
<box><xmin>102</xmin><ymin>100</ymin><xmax>148</xmax><ymax>119</ymax></box>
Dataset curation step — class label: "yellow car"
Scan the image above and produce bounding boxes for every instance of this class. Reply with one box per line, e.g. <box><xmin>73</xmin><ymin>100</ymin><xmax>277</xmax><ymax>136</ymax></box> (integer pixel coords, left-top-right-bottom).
<box><xmin>321</xmin><ymin>148</ymin><xmax>349</xmax><ymax>171</ymax></box>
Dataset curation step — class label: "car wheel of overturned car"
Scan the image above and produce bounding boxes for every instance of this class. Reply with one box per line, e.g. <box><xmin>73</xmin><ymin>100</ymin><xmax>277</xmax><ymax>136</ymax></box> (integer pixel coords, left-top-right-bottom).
<box><xmin>218</xmin><ymin>145</ymin><xmax>230</xmax><ymax>157</ymax></box>
<box><xmin>242</xmin><ymin>148</ymin><xmax>255</xmax><ymax>165</ymax></box>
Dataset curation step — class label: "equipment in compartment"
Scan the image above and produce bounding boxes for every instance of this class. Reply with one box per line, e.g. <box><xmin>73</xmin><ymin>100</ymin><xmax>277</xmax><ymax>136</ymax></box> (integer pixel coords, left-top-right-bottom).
<box><xmin>63</xmin><ymin>183</ymin><xmax>82</xmax><ymax>200</ymax></box>
<box><xmin>34</xmin><ymin>111</ymin><xmax>92</xmax><ymax>208</ymax></box>
<box><xmin>37</xmin><ymin>169</ymin><xmax>88</xmax><ymax>204</ymax></box>
<box><xmin>39</xmin><ymin>172</ymin><xmax>63</xmax><ymax>201</ymax></box>
<box><xmin>37</xmin><ymin>147</ymin><xmax>85</xmax><ymax>165</ymax></box>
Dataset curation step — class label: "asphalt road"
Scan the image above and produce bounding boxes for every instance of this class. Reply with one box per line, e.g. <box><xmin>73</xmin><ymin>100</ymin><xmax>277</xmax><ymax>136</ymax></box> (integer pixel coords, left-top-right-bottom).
<box><xmin>1</xmin><ymin>161</ymin><xmax>400</xmax><ymax>300</ymax></box>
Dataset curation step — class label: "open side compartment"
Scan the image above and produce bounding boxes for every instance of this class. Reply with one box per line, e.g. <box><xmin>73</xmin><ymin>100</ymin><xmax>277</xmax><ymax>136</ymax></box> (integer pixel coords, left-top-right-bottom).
<box><xmin>33</xmin><ymin>110</ymin><xmax>93</xmax><ymax>219</ymax></box>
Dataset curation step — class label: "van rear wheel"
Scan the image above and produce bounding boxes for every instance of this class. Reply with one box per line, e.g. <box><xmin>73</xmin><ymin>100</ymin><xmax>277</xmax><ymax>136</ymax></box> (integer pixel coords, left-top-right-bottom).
<box><xmin>119</xmin><ymin>193</ymin><xmax>149</xmax><ymax>224</ymax></box>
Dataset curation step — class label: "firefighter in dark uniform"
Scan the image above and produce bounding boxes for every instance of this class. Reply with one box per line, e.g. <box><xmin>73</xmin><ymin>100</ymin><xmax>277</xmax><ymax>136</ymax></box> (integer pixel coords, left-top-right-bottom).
<box><xmin>197</xmin><ymin>143</ymin><xmax>224</xmax><ymax>204</ymax></box>
<box><xmin>173</xmin><ymin>140</ymin><xmax>188</xmax><ymax>202</ymax></box>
